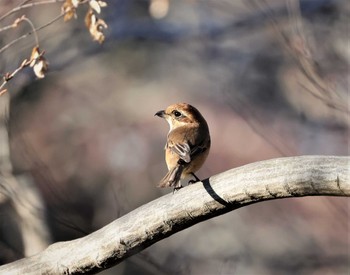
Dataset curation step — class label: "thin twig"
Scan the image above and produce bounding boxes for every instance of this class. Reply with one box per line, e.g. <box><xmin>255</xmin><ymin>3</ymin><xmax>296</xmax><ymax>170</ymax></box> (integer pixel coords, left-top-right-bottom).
<box><xmin>20</xmin><ymin>0</ymin><xmax>34</xmax><ymax>6</ymax></box>
<box><xmin>0</xmin><ymin>15</ymin><xmax>40</xmax><ymax>44</ymax></box>
<box><xmin>250</xmin><ymin>0</ymin><xmax>349</xmax><ymax>115</ymax></box>
<box><xmin>0</xmin><ymin>12</ymin><xmax>64</xmax><ymax>55</ymax></box>
<box><xmin>0</xmin><ymin>0</ymin><xmax>64</xmax><ymax>22</ymax></box>
<box><xmin>21</xmin><ymin>16</ymin><xmax>39</xmax><ymax>45</ymax></box>
<box><xmin>0</xmin><ymin>23</ymin><xmax>16</xmax><ymax>33</ymax></box>
<box><xmin>0</xmin><ymin>51</ymin><xmax>45</xmax><ymax>95</ymax></box>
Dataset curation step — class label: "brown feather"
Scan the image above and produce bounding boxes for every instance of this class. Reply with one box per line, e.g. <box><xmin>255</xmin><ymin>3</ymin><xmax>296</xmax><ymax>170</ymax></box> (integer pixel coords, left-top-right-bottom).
<box><xmin>158</xmin><ymin>164</ymin><xmax>184</xmax><ymax>188</ymax></box>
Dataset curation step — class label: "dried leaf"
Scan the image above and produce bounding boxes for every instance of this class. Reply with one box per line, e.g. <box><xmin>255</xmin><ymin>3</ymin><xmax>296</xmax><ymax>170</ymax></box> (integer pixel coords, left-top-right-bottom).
<box><xmin>12</xmin><ymin>16</ymin><xmax>24</xmax><ymax>28</ymax></box>
<box><xmin>85</xmin><ymin>9</ymin><xmax>108</xmax><ymax>43</ymax></box>
<box><xmin>72</xmin><ymin>0</ymin><xmax>81</xmax><ymax>7</ymax></box>
<box><xmin>28</xmin><ymin>46</ymin><xmax>49</xmax><ymax>78</ymax></box>
<box><xmin>89</xmin><ymin>0</ymin><xmax>107</xmax><ymax>14</ymax></box>
<box><xmin>89</xmin><ymin>0</ymin><xmax>101</xmax><ymax>14</ymax></box>
<box><xmin>29</xmin><ymin>46</ymin><xmax>40</xmax><ymax>67</ymax></box>
<box><xmin>33</xmin><ymin>58</ymin><xmax>49</xmax><ymax>79</ymax></box>
<box><xmin>98</xmin><ymin>1</ymin><xmax>107</xmax><ymax>8</ymax></box>
<box><xmin>62</xmin><ymin>0</ymin><xmax>77</xmax><ymax>21</ymax></box>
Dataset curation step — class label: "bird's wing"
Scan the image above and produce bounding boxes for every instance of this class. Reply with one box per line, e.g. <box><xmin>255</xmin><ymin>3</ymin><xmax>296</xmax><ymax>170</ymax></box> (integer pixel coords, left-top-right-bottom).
<box><xmin>169</xmin><ymin>141</ymin><xmax>209</xmax><ymax>164</ymax></box>
<box><xmin>190</xmin><ymin>143</ymin><xmax>208</xmax><ymax>158</ymax></box>
<box><xmin>169</xmin><ymin>142</ymin><xmax>191</xmax><ymax>163</ymax></box>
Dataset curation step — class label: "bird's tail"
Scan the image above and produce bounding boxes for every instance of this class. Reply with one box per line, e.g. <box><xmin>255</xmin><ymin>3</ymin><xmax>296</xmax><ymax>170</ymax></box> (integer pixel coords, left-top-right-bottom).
<box><xmin>158</xmin><ymin>164</ymin><xmax>184</xmax><ymax>188</ymax></box>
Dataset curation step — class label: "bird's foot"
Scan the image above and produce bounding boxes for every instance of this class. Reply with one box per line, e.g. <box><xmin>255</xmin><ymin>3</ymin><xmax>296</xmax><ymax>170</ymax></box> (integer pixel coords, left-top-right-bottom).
<box><xmin>188</xmin><ymin>172</ymin><xmax>201</xmax><ymax>184</ymax></box>
<box><xmin>172</xmin><ymin>184</ymin><xmax>183</xmax><ymax>194</ymax></box>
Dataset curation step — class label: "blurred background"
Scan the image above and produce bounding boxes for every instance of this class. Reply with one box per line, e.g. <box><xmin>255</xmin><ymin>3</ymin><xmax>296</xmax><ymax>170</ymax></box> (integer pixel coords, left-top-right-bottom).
<box><xmin>0</xmin><ymin>0</ymin><xmax>349</xmax><ymax>274</ymax></box>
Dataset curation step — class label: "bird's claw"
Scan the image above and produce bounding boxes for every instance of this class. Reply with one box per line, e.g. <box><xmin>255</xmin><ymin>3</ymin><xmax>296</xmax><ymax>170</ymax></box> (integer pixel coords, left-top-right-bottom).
<box><xmin>172</xmin><ymin>185</ymin><xmax>183</xmax><ymax>194</ymax></box>
<box><xmin>188</xmin><ymin>172</ymin><xmax>201</xmax><ymax>185</ymax></box>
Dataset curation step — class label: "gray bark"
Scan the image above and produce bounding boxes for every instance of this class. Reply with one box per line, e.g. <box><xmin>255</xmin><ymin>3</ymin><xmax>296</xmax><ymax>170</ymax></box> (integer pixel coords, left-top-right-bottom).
<box><xmin>0</xmin><ymin>155</ymin><xmax>349</xmax><ymax>274</ymax></box>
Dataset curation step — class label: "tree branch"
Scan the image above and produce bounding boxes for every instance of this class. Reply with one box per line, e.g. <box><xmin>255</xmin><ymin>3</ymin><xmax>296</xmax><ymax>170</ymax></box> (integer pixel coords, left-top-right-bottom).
<box><xmin>1</xmin><ymin>155</ymin><xmax>349</xmax><ymax>274</ymax></box>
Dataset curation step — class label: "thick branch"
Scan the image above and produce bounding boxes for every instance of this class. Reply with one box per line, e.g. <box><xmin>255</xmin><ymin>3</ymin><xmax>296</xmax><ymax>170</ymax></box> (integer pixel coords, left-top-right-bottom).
<box><xmin>1</xmin><ymin>156</ymin><xmax>349</xmax><ymax>274</ymax></box>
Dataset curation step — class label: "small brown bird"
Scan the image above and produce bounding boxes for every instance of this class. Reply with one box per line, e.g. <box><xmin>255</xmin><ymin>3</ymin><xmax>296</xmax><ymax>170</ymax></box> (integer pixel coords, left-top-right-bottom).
<box><xmin>155</xmin><ymin>103</ymin><xmax>211</xmax><ymax>190</ymax></box>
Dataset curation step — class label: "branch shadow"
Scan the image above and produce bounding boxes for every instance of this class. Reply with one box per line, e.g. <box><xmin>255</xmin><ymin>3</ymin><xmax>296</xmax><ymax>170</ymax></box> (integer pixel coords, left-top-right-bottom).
<box><xmin>201</xmin><ymin>178</ymin><xmax>234</xmax><ymax>207</ymax></box>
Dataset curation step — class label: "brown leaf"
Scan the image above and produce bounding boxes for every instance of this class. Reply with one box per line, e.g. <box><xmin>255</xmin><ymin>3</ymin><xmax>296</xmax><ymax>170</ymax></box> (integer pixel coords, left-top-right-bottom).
<box><xmin>85</xmin><ymin>9</ymin><xmax>108</xmax><ymax>43</ymax></box>
<box><xmin>33</xmin><ymin>57</ymin><xmax>49</xmax><ymax>79</ymax></box>
<box><xmin>62</xmin><ymin>0</ymin><xmax>77</xmax><ymax>22</ymax></box>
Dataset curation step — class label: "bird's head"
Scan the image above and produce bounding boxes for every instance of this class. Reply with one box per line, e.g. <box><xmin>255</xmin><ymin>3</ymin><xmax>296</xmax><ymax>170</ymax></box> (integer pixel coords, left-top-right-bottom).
<box><xmin>155</xmin><ymin>103</ymin><xmax>204</xmax><ymax>131</ymax></box>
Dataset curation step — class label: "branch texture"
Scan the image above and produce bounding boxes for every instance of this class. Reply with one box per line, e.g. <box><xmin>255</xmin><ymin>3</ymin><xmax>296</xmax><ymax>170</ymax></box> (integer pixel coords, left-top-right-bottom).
<box><xmin>1</xmin><ymin>156</ymin><xmax>349</xmax><ymax>274</ymax></box>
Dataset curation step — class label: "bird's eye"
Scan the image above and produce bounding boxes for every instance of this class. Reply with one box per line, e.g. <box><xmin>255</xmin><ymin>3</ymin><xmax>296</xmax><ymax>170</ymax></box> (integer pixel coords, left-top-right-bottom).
<box><xmin>173</xmin><ymin>110</ymin><xmax>182</xmax><ymax>117</ymax></box>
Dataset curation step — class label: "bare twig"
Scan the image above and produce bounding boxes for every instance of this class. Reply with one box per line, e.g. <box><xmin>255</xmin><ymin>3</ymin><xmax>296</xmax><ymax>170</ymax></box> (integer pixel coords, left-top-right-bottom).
<box><xmin>0</xmin><ymin>15</ymin><xmax>39</xmax><ymax>43</ymax></box>
<box><xmin>0</xmin><ymin>12</ymin><xmax>63</xmax><ymax>55</ymax></box>
<box><xmin>0</xmin><ymin>0</ymin><xmax>64</xmax><ymax>22</ymax></box>
<box><xmin>0</xmin><ymin>50</ymin><xmax>45</xmax><ymax>95</ymax></box>
<box><xmin>250</xmin><ymin>0</ymin><xmax>349</xmax><ymax>115</ymax></box>
<box><xmin>21</xmin><ymin>15</ymin><xmax>39</xmax><ymax>45</ymax></box>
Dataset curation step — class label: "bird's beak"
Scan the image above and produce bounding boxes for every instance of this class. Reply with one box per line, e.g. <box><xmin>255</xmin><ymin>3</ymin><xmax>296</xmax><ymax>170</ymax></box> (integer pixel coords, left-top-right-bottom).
<box><xmin>155</xmin><ymin>110</ymin><xmax>166</xmax><ymax>118</ymax></box>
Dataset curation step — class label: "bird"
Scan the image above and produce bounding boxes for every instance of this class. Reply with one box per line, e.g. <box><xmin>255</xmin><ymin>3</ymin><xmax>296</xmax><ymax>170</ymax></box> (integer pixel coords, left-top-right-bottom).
<box><xmin>155</xmin><ymin>103</ymin><xmax>211</xmax><ymax>190</ymax></box>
